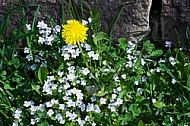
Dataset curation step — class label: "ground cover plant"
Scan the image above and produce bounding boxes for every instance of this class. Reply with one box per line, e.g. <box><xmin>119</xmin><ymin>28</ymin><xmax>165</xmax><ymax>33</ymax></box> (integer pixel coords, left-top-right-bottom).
<box><xmin>0</xmin><ymin>1</ymin><xmax>190</xmax><ymax>126</ymax></box>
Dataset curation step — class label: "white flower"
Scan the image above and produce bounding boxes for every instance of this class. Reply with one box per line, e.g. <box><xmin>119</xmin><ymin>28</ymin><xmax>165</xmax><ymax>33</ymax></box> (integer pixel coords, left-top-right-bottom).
<box><xmin>165</xmin><ymin>41</ymin><xmax>172</xmax><ymax>48</ymax></box>
<box><xmin>24</xmin><ymin>100</ymin><xmax>34</xmax><ymax>107</ymax></box>
<box><xmin>66</xmin><ymin>100</ymin><xmax>76</xmax><ymax>107</ymax></box>
<box><xmin>121</xmin><ymin>74</ymin><xmax>126</xmax><ymax>79</ymax></box>
<box><xmin>37</xmin><ymin>20</ymin><xmax>47</xmax><ymax>29</ymax></box>
<box><xmin>88</xmin><ymin>17</ymin><xmax>92</xmax><ymax>23</ymax></box>
<box><xmin>90</xmin><ymin>95</ymin><xmax>96</xmax><ymax>102</ymax></box>
<box><xmin>158</xmin><ymin>58</ymin><xmax>165</xmax><ymax>63</ymax></box>
<box><xmin>31</xmin><ymin>118</ymin><xmax>36</xmax><ymax>125</ymax></box>
<box><xmin>58</xmin><ymin>71</ymin><xmax>64</xmax><ymax>77</ymax></box>
<box><xmin>51</xmin><ymin>99</ymin><xmax>59</xmax><ymax>105</ymax></box>
<box><xmin>54</xmin><ymin>25</ymin><xmax>61</xmax><ymax>32</ymax></box>
<box><xmin>152</xmin><ymin>99</ymin><xmax>156</xmax><ymax>103</ymax></box>
<box><xmin>156</xmin><ymin>67</ymin><xmax>161</xmax><ymax>72</ymax></box>
<box><xmin>30</xmin><ymin>105</ymin><xmax>37</xmax><ymax>115</ymax></box>
<box><xmin>92</xmin><ymin>54</ymin><xmax>99</xmax><ymax>60</ymax></box>
<box><xmin>100</xmin><ymin>98</ymin><xmax>106</xmax><ymax>104</ymax></box>
<box><xmin>82</xmin><ymin>68</ymin><xmax>90</xmax><ymax>75</ymax></box>
<box><xmin>46</xmin><ymin>101</ymin><xmax>52</xmax><ymax>107</ymax></box>
<box><xmin>68</xmin><ymin>66</ymin><xmax>75</xmax><ymax>73</ymax></box>
<box><xmin>47</xmin><ymin>109</ymin><xmax>54</xmax><ymax>116</ymax></box>
<box><xmin>26</xmin><ymin>24</ymin><xmax>31</xmax><ymax>30</ymax></box>
<box><xmin>113</xmin><ymin>75</ymin><xmax>120</xmax><ymax>82</ymax></box>
<box><xmin>169</xmin><ymin>56</ymin><xmax>176</xmax><ymax>66</ymax></box>
<box><xmin>111</xmin><ymin>94</ymin><xmax>117</xmax><ymax>100</ymax></box>
<box><xmin>134</xmin><ymin>80</ymin><xmax>139</xmax><ymax>85</ymax></box>
<box><xmin>80</xmin><ymin>103</ymin><xmax>86</xmax><ymax>112</ymax></box>
<box><xmin>117</xmin><ymin>87</ymin><xmax>122</xmax><ymax>92</ymax></box>
<box><xmin>93</xmin><ymin>104</ymin><xmax>101</xmax><ymax>113</ymax></box>
<box><xmin>12</xmin><ymin>122</ymin><xmax>18</xmax><ymax>126</ymax></box>
<box><xmin>125</xmin><ymin>61</ymin><xmax>133</xmax><ymax>68</ymax></box>
<box><xmin>85</xmin><ymin>116</ymin><xmax>91</xmax><ymax>121</ymax></box>
<box><xmin>67</xmin><ymin>73</ymin><xmax>76</xmax><ymax>81</ymax></box>
<box><xmin>81</xmin><ymin>80</ymin><xmax>86</xmax><ymax>86</ymax></box>
<box><xmin>108</xmin><ymin>103</ymin><xmax>116</xmax><ymax>112</ymax></box>
<box><xmin>24</xmin><ymin>47</ymin><xmax>30</xmax><ymax>53</ymax></box>
<box><xmin>102</xmin><ymin>60</ymin><xmax>107</xmax><ymax>65</ymax></box>
<box><xmin>26</xmin><ymin>54</ymin><xmax>33</xmax><ymax>61</ymax></box>
<box><xmin>88</xmin><ymin>51</ymin><xmax>95</xmax><ymax>58</ymax></box>
<box><xmin>59</xmin><ymin>104</ymin><xmax>65</xmax><ymax>110</ymax></box>
<box><xmin>116</xmin><ymin>98</ymin><xmax>123</xmax><ymax>105</ymax></box>
<box><xmin>142</xmin><ymin>75</ymin><xmax>147</xmax><ymax>82</ymax></box>
<box><xmin>77</xmin><ymin>118</ymin><xmax>86</xmax><ymax>126</ymax></box>
<box><xmin>84</xmin><ymin>43</ymin><xmax>91</xmax><ymax>51</ymax></box>
<box><xmin>137</xmin><ymin>88</ymin><xmax>143</xmax><ymax>94</ymax></box>
<box><xmin>172</xmin><ymin>78</ymin><xmax>176</xmax><ymax>84</ymax></box>
<box><xmin>141</xmin><ymin>58</ymin><xmax>146</xmax><ymax>66</ymax></box>
<box><xmin>82</xmin><ymin>20</ymin><xmax>88</xmax><ymax>26</ymax></box>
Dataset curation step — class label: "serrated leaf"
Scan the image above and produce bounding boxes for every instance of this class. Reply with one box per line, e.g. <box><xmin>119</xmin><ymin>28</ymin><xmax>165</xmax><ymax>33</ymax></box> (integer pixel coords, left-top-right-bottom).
<box><xmin>153</xmin><ymin>101</ymin><xmax>165</xmax><ymax>108</ymax></box>
<box><xmin>38</xmin><ymin>67</ymin><xmax>48</xmax><ymax>84</ymax></box>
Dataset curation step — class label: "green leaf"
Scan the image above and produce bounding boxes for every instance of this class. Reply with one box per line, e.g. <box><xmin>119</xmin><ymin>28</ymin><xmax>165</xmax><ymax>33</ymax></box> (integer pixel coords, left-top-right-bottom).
<box><xmin>37</xmin><ymin>121</ymin><xmax>49</xmax><ymax>126</ymax></box>
<box><xmin>138</xmin><ymin>120</ymin><xmax>145</xmax><ymax>126</ymax></box>
<box><xmin>187</xmin><ymin>75</ymin><xmax>190</xmax><ymax>89</ymax></box>
<box><xmin>32</xmin><ymin>84</ymin><xmax>41</xmax><ymax>95</ymax></box>
<box><xmin>96</xmin><ymin>86</ymin><xmax>107</xmax><ymax>97</ymax></box>
<box><xmin>118</xmin><ymin>38</ymin><xmax>128</xmax><ymax>50</ymax></box>
<box><xmin>94</xmin><ymin>112</ymin><xmax>103</xmax><ymax>121</ymax></box>
<box><xmin>4</xmin><ymin>84</ymin><xmax>15</xmax><ymax>90</ymax></box>
<box><xmin>143</xmin><ymin>40</ymin><xmax>155</xmax><ymax>52</ymax></box>
<box><xmin>38</xmin><ymin>67</ymin><xmax>49</xmax><ymax>84</ymax></box>
<box><xmin>93</xmin><ymin>32</ymin><xmax>111</xmax><ymax>44</ymax></box>
<box><xmin>121</xmin><ymin>113</ymin><xmax>131</xmax><ymax>125</ymax></box>
<box><xmin>150</xmin><ymin>49</ymin><xmax>163</xmax><ymax>57</ymax></box>
<box><xmin>129</xmin><ymin>104</ymin><xmax>141</xmax><ymax>117</ymax></box>
<box><xmin>2</xmin><ymin>70</ymin><xmax>7</xmax><ymax>76</ymax></box>
<box><xmin>153</xmin><ymin>101</ymin><xmax>165</xmax><ymax>109</ymax></box>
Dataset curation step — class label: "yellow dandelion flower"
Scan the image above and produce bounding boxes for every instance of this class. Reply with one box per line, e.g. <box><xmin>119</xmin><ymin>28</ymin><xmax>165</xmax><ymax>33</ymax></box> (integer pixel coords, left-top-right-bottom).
<box><xmin>62</xmin><ymin>20</ymin><xmax>88</xmax><ymax>45</ymax></box>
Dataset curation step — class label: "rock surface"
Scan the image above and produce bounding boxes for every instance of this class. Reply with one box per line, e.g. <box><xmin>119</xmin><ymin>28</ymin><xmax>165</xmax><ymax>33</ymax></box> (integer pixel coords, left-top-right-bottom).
<box><xmin>82</xmin><ymin>0</ymin><xmax>152</xmax><ymax>41</ymax></box>
<box><xmin>161</xmin><ymin>0</ymin><xmax>190</xmax><ymax>46</ymax></box>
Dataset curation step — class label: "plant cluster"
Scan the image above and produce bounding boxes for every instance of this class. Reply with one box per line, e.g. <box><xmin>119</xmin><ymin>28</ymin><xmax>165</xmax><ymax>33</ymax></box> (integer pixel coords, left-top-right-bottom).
<box><xmin>0</xmin><ymin>1</ymin><xmax>190</xmax><ymax>126</ymax></box>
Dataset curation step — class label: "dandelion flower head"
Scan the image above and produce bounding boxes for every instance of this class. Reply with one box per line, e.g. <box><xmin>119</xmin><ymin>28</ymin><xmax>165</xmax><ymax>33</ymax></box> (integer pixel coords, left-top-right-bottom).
<box><xmin>62</xmin><ymin>20</ymin><xmax>88</xmax><ymax>45</ymax></box>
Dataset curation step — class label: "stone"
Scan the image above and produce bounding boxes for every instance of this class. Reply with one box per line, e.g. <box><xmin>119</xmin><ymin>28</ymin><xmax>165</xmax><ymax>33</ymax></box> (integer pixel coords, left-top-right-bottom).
<box><xmin>82</xmin><ymin>0</ymin><xmax>152</xmax><ymax>41</ymax></box>
<box><xmin>161</xmin><ymin>0</ymin><xmax>190</xmax><ymax>46</ymax></box>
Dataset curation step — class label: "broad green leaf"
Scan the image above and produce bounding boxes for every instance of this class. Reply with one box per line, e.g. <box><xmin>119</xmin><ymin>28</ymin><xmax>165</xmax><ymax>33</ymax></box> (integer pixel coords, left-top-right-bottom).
<box><xmin>37</xmin><ymin>121</ymin><xmax>49</xmax><ymax>126</ymax></box>
<box><xmin>153</xmin><ymin>101</ymin><xmax>165</xmax><ymax>108</ymax></box>
<box><xmin>4</xmin><ymin>84</ymin><xmax>15</xmax><ymax>90</ymax></box>
<box><xmin>96</xmin><ymin>86</ymin><xmax>107</xmax><ymax>97</ymax></box>
<box><xmin>150</xmin><ymin>49</ymin><xmax>163</xmax><ymax>57</ymax></box>
<box><xmin>118</xmin><ymin>38</ymin><xmax>128</xmax><ymax>50</ymax></box>
<box><xmin>143</xmin><ymin>40</ymin><xmax>155</xmax><ymax>52</ymax></box>
<box><xmin>138</xmin><ymin>120</ymin><xmax>145</xmax><ymax>126</ymax></box>
<box><xmin>93</xmin><ymin>32</ymin><xmax>111</xmax><ymax>44</ymax></box>
<box><xmin>2</xmin><ymin>70</ymin><xmax>7</xmax><ymax>76</ymax></box>
<box><xmin>32</xmin><ymin>84</ymin><xmax>41</xmax><ymax>95</ymax></box>
<box><xmin>38</xmin><ymin>67</ymin><xmax>49</xmax><ymax>84</ymax></box>
<box><xmin>121</xmin><ymin>113</ymin><xmax>131</xmax><ymax>125</ymax></box>
<box><xmin>129</xmin><ymin>104</ymin><xmax>141</xmax><ymax>117</ymax></box>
